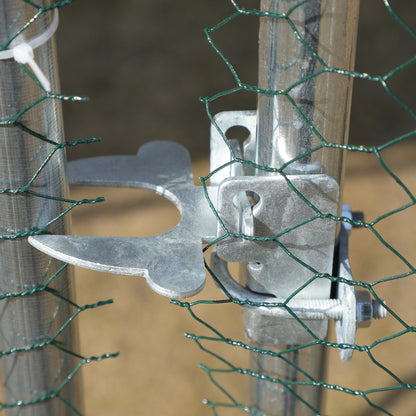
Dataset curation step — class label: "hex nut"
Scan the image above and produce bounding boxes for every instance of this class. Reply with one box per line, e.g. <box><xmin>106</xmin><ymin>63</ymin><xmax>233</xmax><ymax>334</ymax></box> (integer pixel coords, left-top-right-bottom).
<box><xmin>356</xmin><ymin>290</ymin><xmax>373</xmax><ymax>328</ymax></box>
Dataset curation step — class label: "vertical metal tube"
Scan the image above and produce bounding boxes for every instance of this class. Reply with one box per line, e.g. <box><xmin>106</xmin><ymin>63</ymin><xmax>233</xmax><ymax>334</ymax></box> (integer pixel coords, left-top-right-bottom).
<box><xmin>248</xmin><ymin>1</ymin><xmax>360</xmax><ymax>415</ymax></box>
<box><xmin>0</xmin><ymin>2</ymin><xmax>80</xmax><ymax>415</ymax></box>
<box><xmin>249</xmin><ymin>345</ymin><xmax>325</xmax><ymax>416</ymax></box>
<box><xmin>256</xmin><ymin>0</ymin><xmax>360</xmax><ymax>181</ymax></box>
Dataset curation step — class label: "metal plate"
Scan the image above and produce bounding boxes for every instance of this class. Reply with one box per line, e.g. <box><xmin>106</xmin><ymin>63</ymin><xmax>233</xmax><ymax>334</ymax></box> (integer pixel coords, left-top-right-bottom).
<box><xmin>29</xmin><ymin>141</ymin><xmax>217</xmax><ymax>298</ymax></box>
<box><xmin>216</xmin><ymin>174</ymin><xmax>339</xmax><ymax>300</ymax></box>
<box><xmin>210</xmin><ymin>110</ymin><xmax>257</xmax><ymax>185</ymax></box>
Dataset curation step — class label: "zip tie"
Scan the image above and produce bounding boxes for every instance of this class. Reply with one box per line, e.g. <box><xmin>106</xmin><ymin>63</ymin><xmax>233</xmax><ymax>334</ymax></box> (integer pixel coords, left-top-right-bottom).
<box><xmin>0</xmin><ymin>9</ymin><xmax>59</xmax><ymax>92</ymax></box>
<box><xmin>13</xmin><ymin>43</ymin><xmax>51</xmax><ymax>91</ymax></box>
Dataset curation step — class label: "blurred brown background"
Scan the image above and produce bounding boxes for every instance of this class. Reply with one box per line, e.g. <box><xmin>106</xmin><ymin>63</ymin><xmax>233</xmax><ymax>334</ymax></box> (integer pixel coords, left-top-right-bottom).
<box><xmin>55</xmin><ymin>1</ymin><xmax>416</xmax><ymax>415</ymax></box>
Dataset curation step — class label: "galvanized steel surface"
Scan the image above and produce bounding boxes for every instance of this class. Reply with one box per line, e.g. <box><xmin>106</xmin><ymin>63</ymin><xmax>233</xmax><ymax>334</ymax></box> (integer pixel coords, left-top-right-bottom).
<box><xmin>30</xmin><ymin>141</ymin><xmax>218</xmax><ymax>298</ymax></box>
<box><xmin>0</xmin><ymin>2</ymin><xmax>79</xmax><ymax>414</ymax></box>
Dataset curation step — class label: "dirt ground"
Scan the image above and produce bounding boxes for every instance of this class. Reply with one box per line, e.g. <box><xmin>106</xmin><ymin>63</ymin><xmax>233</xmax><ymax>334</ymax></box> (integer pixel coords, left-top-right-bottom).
<box><xmin>53</xmin><ymin>1</ymin><xmax>416</xmax><ymax>415</ymax></box>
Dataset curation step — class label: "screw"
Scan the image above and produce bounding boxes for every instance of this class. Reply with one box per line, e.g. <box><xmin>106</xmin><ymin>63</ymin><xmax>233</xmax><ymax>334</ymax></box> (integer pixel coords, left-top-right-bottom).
<box><xmin>284</xmin><ymin>292</ymin><xmax>387</xmax><ymax>324</ymax></box>
<box><xmin>287</xmin><ymin>298</ymin><xmax>344</xmax><ymax>321</ymax></box>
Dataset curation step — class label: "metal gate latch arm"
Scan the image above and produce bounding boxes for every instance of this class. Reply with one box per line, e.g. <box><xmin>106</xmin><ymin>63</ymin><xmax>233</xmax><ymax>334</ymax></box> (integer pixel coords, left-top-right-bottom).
<box><xmin>29</xmin><ymin>141</ymin><xmax>218</xmax><ymax>298</ymax></box>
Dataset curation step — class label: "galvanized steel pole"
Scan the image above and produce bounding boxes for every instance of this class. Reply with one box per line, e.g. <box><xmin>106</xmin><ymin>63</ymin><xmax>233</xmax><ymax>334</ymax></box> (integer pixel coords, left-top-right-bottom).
<box><xmin>248</xmin><ymin>1</ymin><xmax>360</xmax><ymax>414</ymax></box>
<box><xmin>0</xmin><ymin>2</ymin><xmax>80</xmax><ymax>414</ymax></box>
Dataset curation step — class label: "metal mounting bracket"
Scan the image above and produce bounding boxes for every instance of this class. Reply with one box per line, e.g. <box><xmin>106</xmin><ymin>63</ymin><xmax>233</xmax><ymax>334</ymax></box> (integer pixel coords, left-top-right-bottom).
<box><xmin>208</xmin><ymin>111</ymin><xmax>386</xmax><ymax>361</ymax></box>
<box><xmin>216</xmin><ymin>174</ymin><xmax>339</xmax><ymax>299</ymax></box>
<box><xmin>210</xmin><ymin>217</ymin><xmax>356</xmax><ymax>361</ymax></box>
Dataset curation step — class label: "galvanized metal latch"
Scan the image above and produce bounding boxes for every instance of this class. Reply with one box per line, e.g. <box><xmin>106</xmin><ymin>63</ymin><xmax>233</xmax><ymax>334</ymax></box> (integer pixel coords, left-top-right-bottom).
<box><xmin>29</xmin><ymin>111</ymin><xmax>387</xmax><ymax>360</ymax></box>
<box><xmin>30</xmin><ymin>140</ymin><xmax>218</xmax><ymax>298</ymax></box>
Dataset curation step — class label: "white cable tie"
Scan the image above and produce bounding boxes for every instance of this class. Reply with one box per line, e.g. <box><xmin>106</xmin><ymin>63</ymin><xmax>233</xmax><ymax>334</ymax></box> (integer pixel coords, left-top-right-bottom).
<box><xmin>0</xmin><ymin>9</ymin><xmax>59</xmax><ymax>92</ymax></box>
<box><xmin>13</xmin><ymin>42</ymin><xmax>51</xmax><ymax>91</ymax></box>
